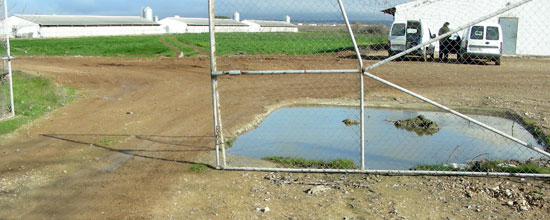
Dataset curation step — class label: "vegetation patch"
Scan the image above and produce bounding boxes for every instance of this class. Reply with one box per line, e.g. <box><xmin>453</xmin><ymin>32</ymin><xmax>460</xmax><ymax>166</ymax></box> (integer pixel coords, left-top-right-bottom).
<box><xmin>342</xmin><ymin>118</ymin><xmax>360</xmax><ymax>126</ymax></box>
<box><xmin>9</xmin><ymin>33</ymin><xmax>387</xmax><ymax>58</ymax></box>
<box><xmin>189</xmin><ymin>164</ymin><xmax>209</xmax><ymax>173</ymax></box>
<box><xmin>263</xmin><ymin>156</ymin><xmax>357</xmax><ymax>169</ymax></box>
<box><xmin>502</xmin><ymin>111</ymin><xmax>550</xmax><ymax>152</ymax></box>
<box><xmin>413</xmin><ymin>159</ymin><xmax>550</xmax><ymax>174</ymax></box>
<box><xmin>0</xmin><ymin>71</ymin><xmax>77</xmax><ymax>135</ymax></box>
<box><xmin>175</xmin><ymin>32</ymin><xmax>387</xmax><ymax>56</ymax></box>
<box><xmin>225</xmin><ymin>138</ymin><xmax>234</xmax><ymax>148</ymax></box>
<box><xmin>11</xmin><ymin>35</ymin><xmax>176</xmax><ymax>57</ymax></box>
<box><xmin>394</xmin><ymin>115</ymin><xmax>440</xmax><ymax>136</ymax></box>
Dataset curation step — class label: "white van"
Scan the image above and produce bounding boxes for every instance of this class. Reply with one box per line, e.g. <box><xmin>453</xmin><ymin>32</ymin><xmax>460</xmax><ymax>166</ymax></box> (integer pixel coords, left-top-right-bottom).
<box><xmin>458</xmin><ymin>22</ymin><xmax>503</xmax><ymax>65</ymax></box>
<box><xmin>387</xmin><ymin>19</ymin><xmax>436</xmax><ymax>61</ymax></box>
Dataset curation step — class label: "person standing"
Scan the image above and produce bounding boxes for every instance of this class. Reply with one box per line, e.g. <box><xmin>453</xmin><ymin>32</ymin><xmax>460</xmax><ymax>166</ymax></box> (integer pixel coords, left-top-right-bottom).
<box><xmin>438</xmin><ymin>22</ymin><xmax>451</xmax><ymax>62</ymax></box>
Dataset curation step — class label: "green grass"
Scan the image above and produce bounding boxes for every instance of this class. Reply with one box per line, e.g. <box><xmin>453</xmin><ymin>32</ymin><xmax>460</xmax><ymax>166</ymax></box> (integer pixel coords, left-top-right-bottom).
<box><xmin>225</xmin><ymin>138</ymin><xmax>234</xmax><ymax>148</ymax></box>
<box><xmin>175</xmin><ymin>32</ymin><xmax>387</xmax><ymax>56</ymax></box>
<box><xmin>414</xmin><ymin>161</ymin><xmax>550</xmax><ymax>174</ymax></box>
<box><xmin>94</xmin><ymin>138</ymin><xmax>118</xmax><ymax>146</ymax></box>
<box><xmin>503</xmin><ymin>111</ymin><xmax>550</xmax><ymax>152</ymax></box>
<box><xmin>189</xmin><ymin>164</ymin><xmax>209</xmax><ymax>173</ymax></box>
<box><xmin>0</xmin><ymin>71</ymin><xmax>77</xmax><ymax>135</ymax></box>
<box><xmin>11</xmin><ymin>35</ymin><xmax>176</xmax><ymax>57</ymax></box>
<box><xmin>9</xmin><ymin>33</ymin><xmax>387</xmax><ymax>58</ymax></box>
<box><xmin>263</xmin><ymin>156</ymin><xmax>357</xmax><ymax>169</ymax></box>
<box><xmin>161</xmin><ymin>35</ymin><xmax>200</xmax><ymax>57</ymax></box>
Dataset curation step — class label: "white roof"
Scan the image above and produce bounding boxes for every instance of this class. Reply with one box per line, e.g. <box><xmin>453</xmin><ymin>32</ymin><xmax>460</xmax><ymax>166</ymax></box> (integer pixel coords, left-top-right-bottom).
<box><xmin>243</xmin><ymin>20</ymin><xmax>296</xmax><ymax>27</ymax></box>
<box><xmin>166</xmin><ymin>17</ymin><xmax>248</xmax><ymax>26</ymax></box>
<box><xmin>15</xmin><ymin>14</ymin><xmax>159</xmax><ymax>26</ymax></box>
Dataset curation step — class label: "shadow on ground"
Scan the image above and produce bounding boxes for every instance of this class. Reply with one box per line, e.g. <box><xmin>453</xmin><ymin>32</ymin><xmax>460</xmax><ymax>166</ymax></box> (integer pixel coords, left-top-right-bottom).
<box><xmin>41</xmin><ymin>133</ymin><xmax>216</xmax><ymax>169</ymax></box>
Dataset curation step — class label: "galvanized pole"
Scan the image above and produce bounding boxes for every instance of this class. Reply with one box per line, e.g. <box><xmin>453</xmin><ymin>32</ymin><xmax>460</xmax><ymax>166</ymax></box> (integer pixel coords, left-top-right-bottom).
<box><xmin>338</xmin><ymin>0</ymin><xmax>366</xmax><ymax>170</ymax></box>
<box><xmin>208</xmin><ymin>0</ymin><xmax>221</xmax><ymax>168</ymax></box>
<box><xmin>3</xmin><ymin>0</ymin><xmax>14</xmax><ymax>117</ymax></box>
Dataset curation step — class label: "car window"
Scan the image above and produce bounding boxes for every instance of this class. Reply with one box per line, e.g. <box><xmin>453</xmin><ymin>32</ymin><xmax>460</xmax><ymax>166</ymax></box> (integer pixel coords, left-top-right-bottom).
<box><xmin>391</xmin><ymin>23</ymin><xmax>405</xmax><ymax>36</ymax></box>
<box><xmin>470</xmin><ymin>26</ymin><xmax>484</xmax><ymax>40</ymax></box>
<box><xmin>486</xmin><ymin>26</ymin><xmax>499</xmax><ymax>40</ymax></box>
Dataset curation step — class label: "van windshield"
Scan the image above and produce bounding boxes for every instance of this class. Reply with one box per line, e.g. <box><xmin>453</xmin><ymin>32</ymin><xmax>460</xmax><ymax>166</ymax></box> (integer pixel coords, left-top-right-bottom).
<box><xmin>486</xmin><ymin>26</ymin><xmax>499</xmax><ymax>40</ymax></box>
<box><xmin>470</xmin><ymin>26</ymin><xmax>484</xmax><ymax>40</ymax></box>
<box><xmin>391</xmin><ymin>23</ymin><xmax>406</xmax><ymax>36</ymax></box>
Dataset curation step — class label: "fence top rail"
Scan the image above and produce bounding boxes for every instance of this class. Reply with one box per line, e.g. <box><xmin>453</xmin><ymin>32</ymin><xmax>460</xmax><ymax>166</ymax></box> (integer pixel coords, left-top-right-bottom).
<box><xmin>212</xmin><ymin>69</ymin><xmax>361</xmax><ymax>76</ymax></box>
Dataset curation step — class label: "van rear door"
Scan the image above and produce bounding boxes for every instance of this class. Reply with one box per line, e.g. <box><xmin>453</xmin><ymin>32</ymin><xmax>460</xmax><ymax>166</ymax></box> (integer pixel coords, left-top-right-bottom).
<box><xmin>389</xmin><ymin>23</ymin><xmax>406</xmax><ymax>53</ymax></box>
<box><xmin>467</xmin><ymin>25</ymin><xmax>501</xmax><ymax>54</ymax></box>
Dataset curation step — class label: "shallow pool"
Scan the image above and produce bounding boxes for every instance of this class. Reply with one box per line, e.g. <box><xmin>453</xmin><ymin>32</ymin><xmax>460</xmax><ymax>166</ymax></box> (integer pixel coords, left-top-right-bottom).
<box><xmin>227</xmin><ymin>107</ymin><xmax>544</xmax><ymax>170</ymax></box>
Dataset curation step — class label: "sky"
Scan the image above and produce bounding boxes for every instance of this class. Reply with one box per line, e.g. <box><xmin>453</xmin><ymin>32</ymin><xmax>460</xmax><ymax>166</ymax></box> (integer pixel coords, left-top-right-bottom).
<box><xmin>6</xmin><ymin>0</ymin><xmax>404</xmax><ymax>22</ymax></box>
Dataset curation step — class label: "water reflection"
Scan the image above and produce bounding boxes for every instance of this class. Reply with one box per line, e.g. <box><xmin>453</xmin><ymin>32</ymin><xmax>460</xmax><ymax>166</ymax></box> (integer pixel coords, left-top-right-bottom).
<box><xmin>227</xmin><ymin>107</ymin><xmax>544</xmax><ymax>170</ymax></box>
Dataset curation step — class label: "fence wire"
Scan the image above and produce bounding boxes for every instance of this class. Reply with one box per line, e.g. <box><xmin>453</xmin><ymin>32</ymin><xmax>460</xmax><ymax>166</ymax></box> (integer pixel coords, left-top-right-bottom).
<box><xmin>210</xmin><ymin>0</ymin><xmax>550</xmax><ymax>176</ymax></box>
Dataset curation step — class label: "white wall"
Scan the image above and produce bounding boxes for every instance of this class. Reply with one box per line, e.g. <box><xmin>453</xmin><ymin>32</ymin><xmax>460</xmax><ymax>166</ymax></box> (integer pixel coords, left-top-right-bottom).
<box><xmin>39</xmin><ymin>26</ymin><xmax>164</xmax><ymax>38</ymax></box>
<box><xmin>161</xmin><ymin>18</ymin><xmax>251</xmax><ymax>34</ymax></box>
<box><xmin>241</xmin><ymin>21</ymin><xmax>261</xmax><ymax>32</ymax></box>
<box><xmin>242</xmin><ymin>21</ymin><xmax>298</xmax><ymax>33</ymax></box>
<box><xmin>260</xmin><ymin>27</ymin><xmax>298</xmax><ymax>33</ymax></box>
<box><xmin>159</xmin><ymin>18</ymin><xmax>188</xmax><ymax>34</ymax></box>
<box><xmin>184</xmin><ymin>25</ymin><xmax>250</xmax><ymax>33</ymax></box>
<box><xmin>393</xmin><ymin>0</ymin><xmax>549</xmax><ymax>56</ymax></box>
<box><xmin>0</xmin><ymin>16</ymin><xmax>40</xmax><ymax>38</ymax></box>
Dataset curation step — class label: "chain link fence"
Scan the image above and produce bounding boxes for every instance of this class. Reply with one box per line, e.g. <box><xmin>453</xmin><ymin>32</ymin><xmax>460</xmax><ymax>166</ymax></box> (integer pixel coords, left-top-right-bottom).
<box><xmin>209</xmin><ymin>0</ymin><xmax>550</xmax><ymax>176</ymax></box>
<box><xmin>0</xmin><ymin>0</ymin><xmax>14</xmax><ymax>121</ymax></box>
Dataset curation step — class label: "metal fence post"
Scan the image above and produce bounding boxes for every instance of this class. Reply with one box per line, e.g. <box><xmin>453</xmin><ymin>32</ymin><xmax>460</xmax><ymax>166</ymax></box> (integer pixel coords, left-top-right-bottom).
<box><xmin>337</xmin><ymin>0</ymin><xmax>366</xmax><ymax>170</ymax></box>
<box><xmin>3</xmin><ymin>0</ymin><xmax>14</xmax><ymax>117</ymax></box>
<box><xmin>209</xmin><ymin>0</ymin><xmax>221</xmax><ymax>168</ymax></box>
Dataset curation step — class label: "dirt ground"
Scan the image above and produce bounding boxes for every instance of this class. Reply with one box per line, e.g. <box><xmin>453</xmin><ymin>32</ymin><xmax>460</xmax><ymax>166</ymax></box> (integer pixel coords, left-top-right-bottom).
<box><xmin>0</xmin><ymin>55</ymin><xmax>549</xmax><ymax>219</ymax></box>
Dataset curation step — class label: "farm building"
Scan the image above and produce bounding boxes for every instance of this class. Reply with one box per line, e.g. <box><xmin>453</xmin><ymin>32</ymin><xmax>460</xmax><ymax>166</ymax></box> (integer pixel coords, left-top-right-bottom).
<box><xmin>0</xmin><ymin>14</ymin><xmax>163</xmax><ymax>38</ymax></box>
<box><xmin>382</xmin><ymin>0</ymin><xmax>550</xmax><ymax>56</ymax></box>
<box><xmin>242</xmin><ymin>16</ymin><xmax>298</xmax><ymax>33</ymax></box>
<box><xmin>159</xmin><ymin>16</ymin><xmax>250</xmax><ymax>34</ymax></box>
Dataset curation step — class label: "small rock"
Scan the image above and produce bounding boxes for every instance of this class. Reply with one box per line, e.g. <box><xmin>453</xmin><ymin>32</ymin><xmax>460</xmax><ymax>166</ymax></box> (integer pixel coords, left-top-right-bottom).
<box><xmin>505</xmin><ymin>189</ymin><xmax>513</xmax><ymax>197</ymax></box>
<box><xmin>126</xmin><ymin>111</ymin><xmax>133</xmax><ymax>115</ymax></box>
<box><xmin>261</xmin><ymin>207</ymin><xmax>270</xmax><ymax>213</ymax></box>
<box><xmin>63</xmin><ymin>170</ymin><xmax>68</xmax><ymax>174</ymax></box>
<box><xmin>520</xmin><ymin>205</ymin><xmax>529</xmax><ymax>211</ymax></box>
<box><xmin>518</xmin><ymin>199</ymin><xmax>527</xmax><ymax>206</ymax></box>
<box><xmin>506</xmin><ymin>201</ymin><xmax>514</xmax><ymax>206</ymax></box>
<box><xmin>305</xmin><ymin>185</ymin><xmax>331</xmax><ymax>195</ymax></box>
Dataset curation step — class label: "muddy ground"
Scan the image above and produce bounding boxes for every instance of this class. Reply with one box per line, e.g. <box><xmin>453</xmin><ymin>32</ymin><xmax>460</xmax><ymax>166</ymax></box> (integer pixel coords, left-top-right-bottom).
<box><xmin>0</xmin><ymin>55</ymin><xmax>549</xmax><ymax>219</ymax></box>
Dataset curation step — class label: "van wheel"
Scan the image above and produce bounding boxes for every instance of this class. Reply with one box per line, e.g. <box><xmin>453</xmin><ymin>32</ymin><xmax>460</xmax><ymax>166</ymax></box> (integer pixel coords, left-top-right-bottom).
<box><xmin>495</xmin><ymin>57</ymin><xmax>501</xmax><ymax>65</ymax></box>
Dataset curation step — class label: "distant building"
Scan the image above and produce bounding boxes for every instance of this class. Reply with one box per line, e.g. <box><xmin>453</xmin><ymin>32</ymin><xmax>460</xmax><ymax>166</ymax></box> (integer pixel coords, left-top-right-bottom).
<box><xmin>382</xmin><ymin>0</ymin><xmax>550</xmax><ymax>56</ymax></box>
<box><xmin>0</xmin><ymin>8</ymin><xmax>163</xmax><ymax>38</ymax></box>
<box><xmin>159</xmin><ymin>16</ymin><xmax>250</xmax><ymax>34</ymax></box>
<box><xmin>242</xmin><ymin>19</ymin><xmax>298</xmax><ymax>33</ymax></box>
<box><xmin>0</xmin><ymin>6</ymin><xmax>163</xmax><ymax>38</ymax></box>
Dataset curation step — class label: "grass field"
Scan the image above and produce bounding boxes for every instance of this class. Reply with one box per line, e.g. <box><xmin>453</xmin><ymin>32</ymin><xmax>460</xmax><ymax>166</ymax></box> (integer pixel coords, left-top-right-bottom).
<box><xmin>177</xmin><ymin>32</ymin><xmax>386</xmax><ymax>55</ymax></box>
<box><xmin>0</xmin><ymin>71</ymin><xmax>77</xmax><ymax>135</ymax></box>
<box><xmin>9</xmin><ymin>33</ymin><xmax>387</xmax><ymax>57</ymax></box>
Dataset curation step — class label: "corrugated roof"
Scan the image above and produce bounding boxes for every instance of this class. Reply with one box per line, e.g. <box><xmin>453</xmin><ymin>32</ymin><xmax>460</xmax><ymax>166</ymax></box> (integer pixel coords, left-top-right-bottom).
<box><xmin>168</xmin><ymin>17</ymin><xmax>248</xmax><ymax>26</ymax></box>
<box><xmin>243</xmin><ymin>20</ymin><xmax>296</xmax><ymax>27</ymax></box>
<box><xmin>14</xmin><ymin>14</ymin><xmax>159</xmax><ymax>26</ymax></box>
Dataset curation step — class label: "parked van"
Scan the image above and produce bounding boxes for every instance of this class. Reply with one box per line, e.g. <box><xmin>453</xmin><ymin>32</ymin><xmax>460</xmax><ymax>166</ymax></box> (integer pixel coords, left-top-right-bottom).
<box><xmin>387</xmin><ymin>19</ymin><xmax>436</xmax><ymax>61</ymax></box>
<box><xmin>458</xmin><ymin>22</ymin><xmax>503</xmax><ymax>65</ymax></box>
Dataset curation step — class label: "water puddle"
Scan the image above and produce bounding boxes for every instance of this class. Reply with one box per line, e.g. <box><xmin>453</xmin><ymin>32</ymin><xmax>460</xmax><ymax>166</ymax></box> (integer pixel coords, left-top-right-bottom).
<box><xmin>227</xmin><ymin>107</ymin><xmax>545</xmax><ymax>170</ymax></box>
